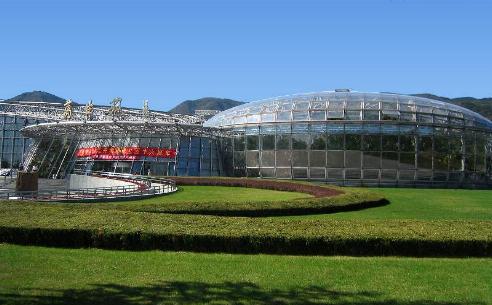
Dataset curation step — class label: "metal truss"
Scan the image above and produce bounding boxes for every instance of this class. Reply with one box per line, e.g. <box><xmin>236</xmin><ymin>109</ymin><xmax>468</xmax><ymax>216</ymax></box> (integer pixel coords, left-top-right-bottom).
<box><xmin>0</xmin><ymin>101</ymin><xmax>201</xmax><ymax>125</ymax></box>
<box><xmin>21</xmin><ymin>121</ymin><xmax>232</xmax><ymax>139</ymax></box>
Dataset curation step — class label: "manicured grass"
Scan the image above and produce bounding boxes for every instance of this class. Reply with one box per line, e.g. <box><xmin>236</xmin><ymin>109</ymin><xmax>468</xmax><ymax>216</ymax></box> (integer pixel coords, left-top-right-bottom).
<box><xmin>0</xmin><ymin>244</ymin><xmax>490</xmax><ymax>305</ymax></box>
<box><xmin>157</xmin><ymin>185</ymin><xmax>312</xmax><ymax>203</ymax></box>
<box><xmin>292</xmin><ymin>188</ymin><xmax>492</xmax><ymax>221</ymax></box>
<box><xmin>98</xmin><ymin>185</ymin><xmax>383</xmax><ymax>217</ymax></box>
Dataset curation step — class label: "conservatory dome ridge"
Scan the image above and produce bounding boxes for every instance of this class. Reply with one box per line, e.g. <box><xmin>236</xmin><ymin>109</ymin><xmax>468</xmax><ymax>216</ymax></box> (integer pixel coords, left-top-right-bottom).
<box><xmin>203</xmin><ymin>90</ymin><xmax>492</xmax><ymax>130</ymax></box>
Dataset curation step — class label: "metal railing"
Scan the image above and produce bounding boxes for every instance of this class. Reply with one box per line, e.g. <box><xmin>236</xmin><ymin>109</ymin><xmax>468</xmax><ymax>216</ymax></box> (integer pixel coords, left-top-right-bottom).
<box><xmin>0</xmin><ymin>171</ymin><xmax>177</xmax><ymax>202</ymax></box>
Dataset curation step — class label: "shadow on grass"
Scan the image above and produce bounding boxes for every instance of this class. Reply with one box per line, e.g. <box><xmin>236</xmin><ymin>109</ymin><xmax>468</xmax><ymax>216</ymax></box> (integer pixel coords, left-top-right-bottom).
<box><xmin>0</xmin><ymin>281</ymin><xmax>484</xmax><ymax>305</ymax></box>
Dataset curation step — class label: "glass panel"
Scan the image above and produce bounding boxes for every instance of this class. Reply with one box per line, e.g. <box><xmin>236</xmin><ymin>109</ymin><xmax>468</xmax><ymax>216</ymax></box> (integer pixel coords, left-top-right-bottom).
<box><xmin>276</xmin><ymin>111</ymin><xmax>291</xmax><ymax>121</ymax></box>
<box><xmin>293</xmin><ymin>168</ymin><xmax>308</xmax><ymax>178</ymax></box>
<box><xmin>261</xmin><ymin>113</ymin><xmax>275</xmax><ymax>122</ymax></box>
<box><xmin>399</xmin><ymin>153</ymin><xmax>415</xmax><ymax>169</ymax></box>
<box><xmin>326</xmin><ymin>134</ymin><xmax>344</xmax><ymax>150</ymax></box>
<box><xmin>246</xmin><ymin>135</ymin><xmax>259</xmax><ymax>150</ymax></box>
<box><xmin>418</xmin><ymin>136</ymin><xmax>433</xmax><ymax>152</ymax></box>
<box><xmin>276</xmin><ymin>135</ymin><xmax>290</xmax><ymax>150</ymax></box>
<box><xmin>363</xmin><ymin>152</ymin><xmax>380</xmax><ymax>169</ymax></box>
<box><xmin>310</xmin><ymin>168</ymin><xmax>325</xmax><ymax>179</ymax></box>
<box><xmin>310</xmin><ymin>134</ymin><xmax>326</xmax><ymax>150</ymax></box>
<box><xmin>363</xmin><ymin>110</ymin><xmax>379</xmax><ymax>120</ymax></box>
<box><xmin>261</xmin><ymin>135</ymin><xmax>275</xmax><ymax>150</ymax></box>
<box><xmin>310</xmin><ymin>110</ymin><xmax>325</xmax><ymax>121</ymax></box>
<box><xmin>292</xmin><ymin>151</ymin><xmax>308</xmax><ymax>166</ymax></box>
<box><xmin>309</xmin><ymin>151</ymin><xmax>326</xmax><ymax>167</ymax></box>
<box><xmin>345</xmin><ymin>111</ymin><xmax>361</xmax><ymax>120</ymax></box>
<box><xmin>345</xmin><ymin>151</ymin><xmax>361</xmax><ymax>168</ymax></box>
<box><xmin>399</xmin><ymin>170</ymin><xmax>415</xmax><ymax>180</ymax></box>
<box><xmin>381</xmin><ymin>110</ymin><xmax>399</xmax><ymax>121</ymax></box>
<box><xmin>261</xmin><ymin>151</ymin><xmax>275</xmax><ymax>167</ymax></box>
<box><xmin>345</xmin><ymin>135</ymin><xmax>361</xmax><ymax>150</ymax></box>
<box><xmin>449</xmin><ymin>154</ymin><xmax>463</xmax><ymax>171</ymax></box>
<box><xmin>276</xmin><ymin>167</ymin><xmax>291</xmax><ymax>178</ymax></box>
<box><xmin>292</xmin><ymin>134</ymin><xmax>308</xmax><ymax>149</ymax></box>
<box><xmin>363</xmin><ymin>169</ymin><xmax>379</xmax><ymax>179</ymax></box>
<box><xmin>381</xmin><ymin>152</ymin><xmax>398</xmax><ymax>169</ymax></box>
<box><xmin>400</xmin><ymin>135</ymin><xmax>416</xmax><ymax>152</ymax></box>
<box><xmin>246</xmin><ymin>114</ymin><xmax>260</xmax><ymax>123</ymax></box>
<box><xmin>293</xmin><ymin>111</ymin><xmax>309</xmax><ymax>121</ymax></box>
<box><xmin>326</xmin><ymin>151</ymin><xmax>344</xmax><ymax>168</ymax></box>
<box><xmin>417</xmin><ymin>152</ymin><xmax>433</xmax><ymax>169</ymax></box>
<box><xmin>246</xmin><ymin>151</ymin><xmax>259</xmax><ymax>167</ymax></box>
<box><xmin>260</xmin><ymin>168</ymin><xmax>275</xmax><ymax>178</ymax></box>
<box><xmin>434</xmin><ymin>136</ymin><xmax>448</xmax><ymax>153</ymax></box>
<box><xmin>345</xmin><ymin>169</ymin><xmax>361</xmax><ymax>179</ymax></box>
<box><xmin>381</xmin><ymin>169</ymin><xmax>397</xmax><ymax>180</ymax></box>
<box><xmin>417</xmin><ymin>170</ymin><xmax>432</xmax><ymax>181</ymax></box>
<box><xmin>247</xmin><ymin>168</ymin><xmax>260</xmax><ymax>177</ymax></box>
<box><xmin>363</xmin><ymin>135</ymin><xmax>380</xmax><ymax>151</ymax></box>
<box><xmin>327</xmin><ymin>168</ymin><xmax>344</xmax><ymax>179</ymax></box>
<box><xmin>276</xmin><ymin>151</ymin><xmax>291</xmax><ymax>167</ymax></box>
<box><xmin>434</xmin><ymin>153</ymin><xmax>448</xmax><ymax>170</ymax></box>
<box><xmin>327</xmin><ymin>110</ymin><xmax>344</xmax><ymax>119</ymax></box>
<box><xmin>382</xmin><ymin>135</ymin><xmax>398</xmax><ymax>151</ymax></box>
<box><xmin>234</xmin><ymin>137</ymin><xmax>245</xmax><ymax>151</ymax></box>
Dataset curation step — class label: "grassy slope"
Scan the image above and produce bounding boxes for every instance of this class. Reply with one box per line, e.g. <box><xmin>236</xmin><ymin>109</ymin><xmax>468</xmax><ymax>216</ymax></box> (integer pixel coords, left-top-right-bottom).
<box><xmin>288</xmin><ymin>188</ymin><xmax>492</xmax><ymax>220</ymax></box>
<box><xmin>0</xmin><ymin>244</ymin><xmax>490</xmax><ymax>305</ymax></box>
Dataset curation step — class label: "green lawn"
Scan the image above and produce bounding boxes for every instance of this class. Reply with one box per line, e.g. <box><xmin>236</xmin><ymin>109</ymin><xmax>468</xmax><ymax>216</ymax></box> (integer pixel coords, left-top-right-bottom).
<box><xmin>0</xmin><ymin>244</ymin><xmax>490</xmax><ymax>305</ymax></box>
<box><xmin>102</xmin><ymin>185</ymin><xmax>312</xmax><ymax>208</ymax></box>
<box><xmin>286</xmin><ymin>188</ymin><xmax>492</xmax><ymax>221</ymax></box>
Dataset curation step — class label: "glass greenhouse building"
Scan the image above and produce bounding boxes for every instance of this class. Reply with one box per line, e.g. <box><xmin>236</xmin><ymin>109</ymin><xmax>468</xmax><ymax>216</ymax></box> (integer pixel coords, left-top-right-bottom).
<box><xmin>204</xmin><ymin>91</ymin><xmax>492</xmax><ymax>188</ymax></box>
<box><xmin>3</xmin><ymin>90</ymin><xmax>492</xmax><ymax>188</ymax></box>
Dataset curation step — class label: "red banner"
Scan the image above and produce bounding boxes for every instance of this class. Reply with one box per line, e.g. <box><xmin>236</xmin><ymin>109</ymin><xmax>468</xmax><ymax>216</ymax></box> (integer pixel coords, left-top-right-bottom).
<box><xmin>75</xmin><ymin>146</ymin><xmax>177</xmax><ymax>159</ymax></box>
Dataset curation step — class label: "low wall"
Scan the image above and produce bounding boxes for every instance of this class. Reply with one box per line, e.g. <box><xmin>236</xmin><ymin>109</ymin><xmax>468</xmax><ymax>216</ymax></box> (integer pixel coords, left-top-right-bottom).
<box><xmin>69</xmin><ymin>174</ymin><xmax>136</xmax><ymax>189</ymax></box>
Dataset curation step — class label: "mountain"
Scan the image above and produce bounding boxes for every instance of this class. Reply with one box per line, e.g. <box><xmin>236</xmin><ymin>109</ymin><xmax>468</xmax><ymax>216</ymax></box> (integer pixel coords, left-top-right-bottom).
<box><xmin>412</xmin><ymin>94</ymin><xmax>492</xmax><ymax>120</ymax></box>
<box><xmin>169</xmin><ymin>97</ymin><xmax>244</xmax><ymax>115</ymax></box>
<box><xmin>5</xmin><ymin>91</ymin><xmax>66</xmax><ymax>104</ymax></box>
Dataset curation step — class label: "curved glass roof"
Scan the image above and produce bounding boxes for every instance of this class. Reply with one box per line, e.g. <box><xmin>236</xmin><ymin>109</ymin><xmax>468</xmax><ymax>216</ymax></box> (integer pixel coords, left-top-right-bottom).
<box><xmin>204</xmin><ymin>91</ymin><xmax>492</xmax><ymax>131</ymax></box>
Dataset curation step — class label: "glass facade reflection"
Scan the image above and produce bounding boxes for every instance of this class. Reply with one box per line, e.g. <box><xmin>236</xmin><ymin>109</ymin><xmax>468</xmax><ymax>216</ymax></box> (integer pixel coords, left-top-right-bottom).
<box><xmin>69</xmin><ymin>134</ymin><xmax>225</xmax><ymax>177</ymax></box>
<box><xmin>0</xmin><ymin>114</ymin><xmax>44</xmax><ymax>170</ymax></box>
<box><xmin>204</xmin><ymin>91</ymin><xmax>492</xmax><ymax>188</ymax></box>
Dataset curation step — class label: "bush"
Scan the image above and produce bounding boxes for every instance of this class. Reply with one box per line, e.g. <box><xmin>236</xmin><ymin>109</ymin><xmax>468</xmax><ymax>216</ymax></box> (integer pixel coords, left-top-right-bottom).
<box><xmin>0</xmin><ymin>201</ymin><xmax>490</xmax><ymax>257</ymax></box>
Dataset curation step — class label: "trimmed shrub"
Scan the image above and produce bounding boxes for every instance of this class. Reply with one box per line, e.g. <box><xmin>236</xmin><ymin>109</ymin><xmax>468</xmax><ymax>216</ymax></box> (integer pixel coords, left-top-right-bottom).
<box><xmin>0</xmin><ymin>202</ymin><xmax>490</xmax><ymax>257</ymax></box>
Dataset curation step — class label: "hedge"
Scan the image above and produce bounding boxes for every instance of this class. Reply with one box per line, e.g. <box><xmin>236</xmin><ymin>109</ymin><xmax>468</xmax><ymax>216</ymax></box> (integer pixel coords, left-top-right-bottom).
<box><xmin>124</xmin><ymin>186</ymin><xmax>388</xmax><ymax>217</ymax></box>
<box><xmin>0</xmin><ymin>201</ymin><xmax>490</xmax><ymax>257</ymax></box>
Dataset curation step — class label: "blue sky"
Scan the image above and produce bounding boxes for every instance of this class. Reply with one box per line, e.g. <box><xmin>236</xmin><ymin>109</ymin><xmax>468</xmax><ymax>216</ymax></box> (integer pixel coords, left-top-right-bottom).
<box><xmin>1</xmin><ymin>0</ymin><xmax>491</xmax><ymax>110</ymax></box>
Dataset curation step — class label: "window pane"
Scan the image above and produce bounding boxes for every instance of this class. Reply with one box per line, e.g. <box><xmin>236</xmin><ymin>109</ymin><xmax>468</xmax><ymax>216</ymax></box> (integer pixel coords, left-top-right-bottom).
<box><xmin>292</xmin><ymin>151</ymin><xmax>308</xmax><ymax>166</ymax></box>
<box><xmin>246</xmin><ymin>135</ymin><xmax>259</xmax><ymax>150</ymax></box>
<box><xmin>345</xmin><ymin>135</ymin><xmax>361</xmax><ymax>150</ymax></box>
<box><xmin>276</xmin><ymin>135</ymin><xmax>290</xmax><ymax>150</ymax></box>
<box><xmin>363</xmin><ymin>135</ymin><xmax>380</xmax><ymax>151</ymax></box>
<box><xmin>400</xmin><ymin>135</ymin><xmax>416</xmax><ymax>152</ymax></box>
<box><xmin>345</xmin><ymin>151</ymin><xmax>361</xmax><ymax>168</ymax></box>
<box><xmin>292</xmin><ymin>134</ymin><xmax>308</xmax><ymax>149</ymax></box>
<box><xmin>261</xmin><ymin>151</ymin><xmax>275</xmax><ymax>167</ymax></box>
<box><xmin>309</xmin><ymin>151</ymin><xmax>326</xmax><ymax>167</ymax></box>
<box><xmin>234</xmin><ymin>137</ymin><xmax>245</xmax><ymax>151</ymax></box>
<box><xmin>382</xmin><ymin>135</ymin><xmax>398</xmax><ymax>151</ymax></box>
<box><xmin>327</xmin><ymin>151</ymin><xmax>344</xmax><ymax>168</ymax></box>
<box><xmin>261</xmin><ymin>135</ymin><xmax>275</xmax><ymax>150</ymax></box>
<box><xmin>276</xmin><ymin>151</ymin><xmax>291</xmax><ymax>167</ymax></box>
<box><xmin>310</xmin><ymin>134</ymin><xmax>326</xmax><ymax>150</ymax></box>
<box><xmin>326</xmin><ymin>134</ymin><xmax>344</xmax><ymax>150</ymax></box>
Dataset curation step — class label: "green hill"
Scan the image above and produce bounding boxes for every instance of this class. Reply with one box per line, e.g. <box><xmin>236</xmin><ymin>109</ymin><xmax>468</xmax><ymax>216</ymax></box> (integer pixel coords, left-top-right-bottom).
<box><xmin>169</xmin><ymin>97</ymin><xmax>244</xmax><ymax>115</ymax></box>
<box><xmin>6</xmin><ymin>91</ymin><xmax>66</xmax><ymax>104</ymax></box>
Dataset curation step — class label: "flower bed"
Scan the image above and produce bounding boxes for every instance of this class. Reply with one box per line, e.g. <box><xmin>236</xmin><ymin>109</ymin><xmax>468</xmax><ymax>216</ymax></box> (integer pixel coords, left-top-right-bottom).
<box><xmin>170</xmin><ymin>177</ymin><xmax>342</xmax><ymax>198</ymax></box>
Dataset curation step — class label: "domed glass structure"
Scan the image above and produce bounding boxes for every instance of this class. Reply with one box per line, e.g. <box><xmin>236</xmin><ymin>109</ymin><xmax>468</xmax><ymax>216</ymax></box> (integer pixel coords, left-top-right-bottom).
<box><xmin>205</xmin><ymin>91</ymin><xmax>492</xmax><ymax>187</ymax></box>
